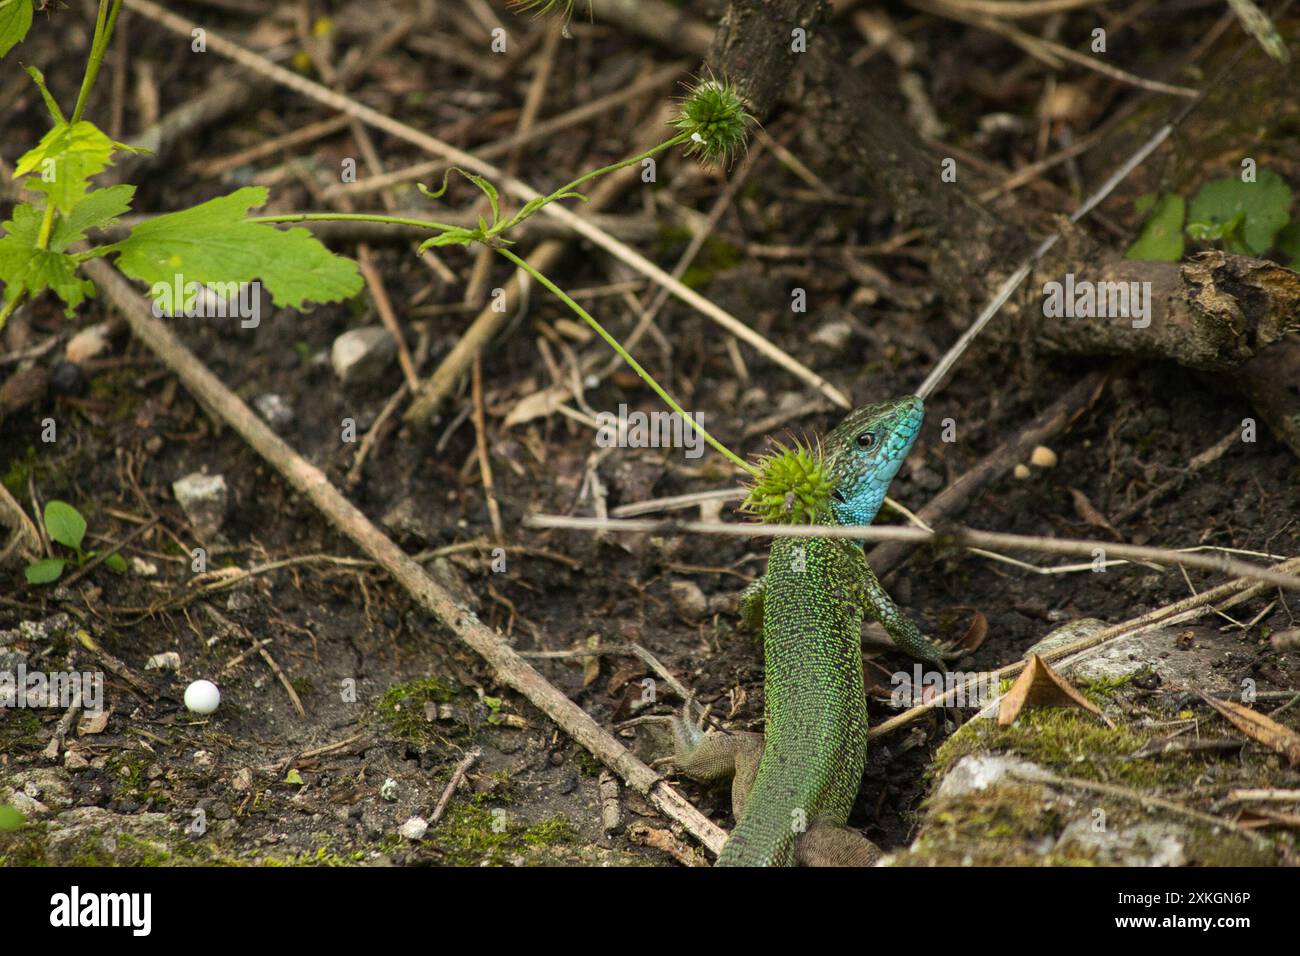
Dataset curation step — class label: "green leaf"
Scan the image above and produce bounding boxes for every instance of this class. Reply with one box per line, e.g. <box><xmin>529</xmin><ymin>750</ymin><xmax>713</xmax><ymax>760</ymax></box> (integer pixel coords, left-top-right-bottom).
<box><xmin>1275</xmin><ymin>222</ymin><xmax>1300</xmax><ymax>271</ymax></box>
<box><xmin>23</xmin><ymin>65</ymin><xmax>64</xmax><ymax>124</ymax></box>
<box><xmin>51</xmin><ymin>184</ymin><xmax>135</xmax><ymax>252</ymax></box>
<box><xmin>1186</xmin><ymin>170</ymin><xmax>1293</xmax><ymax>256</ymax></box>
<box><xmin>1185</xmin><ymin>209</ymin><xmax>1243</xmax><ymax>238</ymax></box>
<box><xmin>14</xmin><ymin>120</ymin><xmax>121</xmax><ymax>214</ymax></box>
<box><xmin>0</xmin><ymin>0</ymin><xmax>32</xmax><ymax>60</ymax></box>
<box><xmin>284</xmin><ymin>769</ymin><xmax>305</xmax><ymax>786</ymax></box>
<box><xmin>43</xmin><ymin>499</ymin><xmax>86</xmax><ymax>550</ymax></box>
<box><xmin>420</xmin><ymin>167</ymin><xmax>501</xmax><ymax>224</ymax></box>
<box><xmin>0</xmin><ymin>804</ymin><xmax>26</xmax><ymax>831</ymax></box>
<box><xmin>114</xmin><ymin>187</ymin><xmax>363</xmax><ymax>309</ymax></box>
<box><xmin>417</xmin><ymin>167</ymin><xmax>457</xmax><ymax>201</ymax></box>
<box><xmin>417</xmin><ymin>228</ymin><xmax>478</xmax><ymax>252</ymax></box>
<box><xmin>516</xmin><ymin>197</ymin><xmax>547</xmax><ymax>220</ymax></box>
<box><xmin>0</xmin><ymin>203</ymin><xmax>95</xmax><ymax>315</ymax></box>
<box><xmin>1126</xmin><ymin>194</ymin><xmax>1185</xmax><ymax>261</ymax></box>
<box><xmin>25</xmin><ymin>558</ymin><xmax>67</xmax><ymax>585</ymax></box>
<box><xmin>103</xmin><ymin>552</ymin><xmax>128</xmax><ymax>574</ymax></box>
<box><xmin>464</xmin><ymin>172</ymin><xmax>500</xmax><ymax>225</ymax></box>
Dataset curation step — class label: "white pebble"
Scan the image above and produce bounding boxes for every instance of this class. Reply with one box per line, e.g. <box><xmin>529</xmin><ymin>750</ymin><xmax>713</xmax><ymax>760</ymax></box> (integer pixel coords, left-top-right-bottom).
<box><xmin>399</xmin><ymin>816</ymin><xmax>429</xmax><ymax>841</ymax></box>
<box><xmin>184</xmin><ymin>679</ymin><xmax>221</xmax><ymax>715</ymax></box>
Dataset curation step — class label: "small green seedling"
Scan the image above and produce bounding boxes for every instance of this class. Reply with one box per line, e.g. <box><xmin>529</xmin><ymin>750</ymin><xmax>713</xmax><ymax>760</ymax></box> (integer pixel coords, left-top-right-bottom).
<box><xmin>1125</xmin><ymin>169</ymin><xmax>1295</xmax><ymax>264</ymax></box>
<box><xmin>1125</xmin><ymin>193</ymin><xmax>1185</xmax><ymax>262</ymax></box>
<box><xmin>1186</xmin><ymin>170</ymin><xmax>1292</xmax><ymax>255</ymax></box>
<box><xmin>25</xmin><ymin>499</ymin><xmax>127</xmax><ymax>585</ymax></box>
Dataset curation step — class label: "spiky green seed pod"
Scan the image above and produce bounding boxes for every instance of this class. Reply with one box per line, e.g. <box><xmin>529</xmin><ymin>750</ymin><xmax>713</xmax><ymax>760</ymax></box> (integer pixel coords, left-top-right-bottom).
<box><xmin>740</xmin><ymin>440</ymin><xmax>833</xmax><ymax>526</ymax></box>
<box><xmin>674</xmin><ymin>78</ymin><xmax>753</xmax><ymax>168</ymax></box>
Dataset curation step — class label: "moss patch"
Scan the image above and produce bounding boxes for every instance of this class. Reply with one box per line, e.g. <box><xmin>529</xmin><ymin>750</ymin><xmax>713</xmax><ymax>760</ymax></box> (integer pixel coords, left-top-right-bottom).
<box><xmin>422</xmin><ymin>803</ymin><xmax>576</xmax><ymax>865</ymax></box>
<box><xmin>373</xmin><ymin>676</ymin><xmax>459</xmax><ymax>747</ymax></box>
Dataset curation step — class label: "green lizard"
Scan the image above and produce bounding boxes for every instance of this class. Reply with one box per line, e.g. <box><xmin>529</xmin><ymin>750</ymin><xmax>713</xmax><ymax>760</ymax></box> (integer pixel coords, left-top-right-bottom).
<box><xmin>652</xmin><ymin>395</ymin><xmax>948</xmax><ymax>866</ymax></box>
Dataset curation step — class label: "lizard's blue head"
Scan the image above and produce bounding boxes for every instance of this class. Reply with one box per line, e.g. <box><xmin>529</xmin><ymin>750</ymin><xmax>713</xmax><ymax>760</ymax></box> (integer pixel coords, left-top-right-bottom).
<box><xmin>823</xmin><ymin>395</ymin><xmax>924</xmax><ymax>526</ymax></box>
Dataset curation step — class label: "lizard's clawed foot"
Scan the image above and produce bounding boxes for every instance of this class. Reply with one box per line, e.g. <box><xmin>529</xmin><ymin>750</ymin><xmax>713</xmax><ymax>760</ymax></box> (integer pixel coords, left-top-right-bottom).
<box><xmin>939</xmin><ymin>641</ymin><xmax>968</xmax><ymax>664</ymax></box>
<box><xmin>621</xmin><ymin>699</ymin><xmax>709</xmax><ymax>770</ymax></box>
<box><xmin>624</xmin><ymin>700</ymin><xmax>760</xmax><ymax>804</ymax></box>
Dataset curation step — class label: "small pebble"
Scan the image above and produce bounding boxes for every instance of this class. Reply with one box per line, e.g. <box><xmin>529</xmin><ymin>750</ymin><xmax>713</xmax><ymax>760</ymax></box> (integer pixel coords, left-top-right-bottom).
<box><xmin>331</xmin><ymin>326</ymin><xmax>396</xmax><ymax>386</ymax></box>
<box><xmin>146</xmin><ymin>652</ymin><xmax>181</xmax><ymax>672</ymax></box>
<box><xmin>48</xmin><ymin>360</ymin><xmax>85</xmax><ymax>395</ymax></box>
<box><xmin>66</xmin><ymin>322</ymin><xmax>112</xmax><ymax>365</ymax></box>
<box><xmin>1013</xmin><ymin>464</ymin><xmax>1031</xmax><ymax>480</ymax></box>
<box><xmin>253</xmin><ymin>393</ymin><xmax>295</xmax><ymax>432</ymax></box>
<box><xmin>399</xmin><ymin>816</ymin><xmax>429</xmax><ymax>841</ymax></box>
<box><xmin>1030</xmin><ymin>445</ymin><xmax>1058</xmax><ymax>468</ymax></box>
<box><xmin>670</xmin><ymin>580</ymin><xmax>709</xmax><ymax>622</ymax></box>
<box><xmin>172</xmin><ymin>472</ymin><xmax>229</xmax><ymax>538</ymax></box>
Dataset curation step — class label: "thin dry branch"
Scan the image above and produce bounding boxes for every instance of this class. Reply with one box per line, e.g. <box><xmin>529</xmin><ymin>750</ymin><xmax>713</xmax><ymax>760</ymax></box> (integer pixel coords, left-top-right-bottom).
<box><xmin>523</xmin><ymin>514</ymin><xmax>1300</xmax><ymax>592</ymax></box>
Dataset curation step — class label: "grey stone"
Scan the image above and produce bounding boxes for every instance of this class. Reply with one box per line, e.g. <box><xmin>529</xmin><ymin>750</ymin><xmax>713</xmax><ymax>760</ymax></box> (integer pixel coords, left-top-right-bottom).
<box><xmin>933</xmin><ymin>754</ymin><xmax>1050</xmax><ymax>800</ymax></box>
<box><xmin>172</xmin><ymin>472</ymin><xmax>228</xmax><ymax>537</ymax></box>
<box><xmin>253</xmin><ymin>393</ymin><xmax>295</xmax><ymax>431</ymax></box>
<box><xmin>331</xmin><ymin>326</ymin><xmax>396</xmax><ymax>386</ymax></box>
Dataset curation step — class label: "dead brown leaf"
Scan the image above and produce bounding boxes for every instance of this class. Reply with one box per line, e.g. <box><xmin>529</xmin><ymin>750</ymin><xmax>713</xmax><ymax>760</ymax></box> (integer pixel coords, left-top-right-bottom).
<box><xmin>1200</xmin><ymin>694</ymin><xmax>1300</xmax><ymax>766</ymax></box>
<box><xmin>957</xmin><ymin>610</ymin><xmax>989</xmax><ymax>653</ymax></box>
<box><xmin>77</xmin><ymin>709</ymin><xmax>111</xmax><ymax>735</ymax></box>
<box><xmin>999</xmin><ymin>655</ymin><xmax>1113</xmax><ymax>727</ymax></box>
<box><xmin>1237</xmin><ymin>808</ymin><xmax>1300</xmax><ymax>830</ymax></box>
<box><xmin>627</xmin><ymin>822</ymin><xmax>710</xmax><ymax>866</ymax></box>
<box><xmin>501</xmin><ymin>386</ymin><xmax>569</xmax><ymax>428</ymax></box>
<box><xmin>1068</xmin><ymin>487</ymin><xmax>1119</xmax><ymax>537</ymax></box>
<box><xmin>581</xmin><ymin>634</ymin><xmax>601</xmax><ymax>689</ymax></box>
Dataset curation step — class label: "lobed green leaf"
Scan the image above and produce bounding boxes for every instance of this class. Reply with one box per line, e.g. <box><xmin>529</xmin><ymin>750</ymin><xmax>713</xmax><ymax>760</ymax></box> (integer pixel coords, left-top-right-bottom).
<box><xmin>0</xmin><ymin>0</ymin><xmax>32</xmax><ymax>60</ymax></box>
<box><xmin>0</xmin><ymin>203</ymin><xmax>95</xmax><ymax>315</ymax></box>
<box><xmin>114</xmin><ymin>187</ymin><xmax>363</xmax><ymax>309</ymax></box>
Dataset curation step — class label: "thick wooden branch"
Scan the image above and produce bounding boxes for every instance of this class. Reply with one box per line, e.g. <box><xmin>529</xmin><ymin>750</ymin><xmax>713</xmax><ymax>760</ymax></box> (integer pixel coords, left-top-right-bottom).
<box><xmin>709</xmin><ymin>0</ymin><xmax>827</xmax><ymax>118</ymax></box>
<box><xmin>1031</xmin><ymin>251</ymin><xmax>1300</xmax><ymax>370</ymax></box>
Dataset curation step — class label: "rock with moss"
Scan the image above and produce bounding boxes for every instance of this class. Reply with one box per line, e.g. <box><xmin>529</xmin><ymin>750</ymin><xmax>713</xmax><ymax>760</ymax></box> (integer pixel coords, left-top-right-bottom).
<box><xmin>887</xmin><ymin>621</ymin><xmax>1294</xmax><ymax>867</ymax></box>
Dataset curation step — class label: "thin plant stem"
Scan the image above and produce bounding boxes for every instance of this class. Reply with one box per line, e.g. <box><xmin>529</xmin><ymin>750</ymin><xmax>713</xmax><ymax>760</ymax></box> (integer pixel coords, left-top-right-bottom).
<box><xmin>71</xmin><ymin>0</ymin><xmax>123</xmax><ymax>125</ymax></box>
<box><xmin>499</xmin><ymin>131</ymin><xmax>692</xmax><ymax>231</ymax></box>
<box><xmin>247</xmin><ymin>212</ymin><xmax>464</xmax><ymax>232</ymax></box>
<box><xmin>0</xmin><ymin>293</ymin><xmax>23</xmax><ymax>330</ymax></box>
<box><xmin>496</xmin><ymin>247</ymin><xmax>758</xmax><ymax>477</ymax></box>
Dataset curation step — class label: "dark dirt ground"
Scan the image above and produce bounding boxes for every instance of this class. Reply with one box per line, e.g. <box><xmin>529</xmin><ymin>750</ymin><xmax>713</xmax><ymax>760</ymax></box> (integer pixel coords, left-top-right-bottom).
<box><xmin>1</xmin><ymin>1</ymin><xmax>1298</xmax><ymax>866</ymax></box>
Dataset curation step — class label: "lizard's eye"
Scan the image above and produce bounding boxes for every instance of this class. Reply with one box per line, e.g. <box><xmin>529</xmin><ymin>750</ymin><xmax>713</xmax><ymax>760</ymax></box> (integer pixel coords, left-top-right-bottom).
<box><xmin>856</xmin><ymin>431</ymin><xmax>877</xmax><ymax>449</ymax></box>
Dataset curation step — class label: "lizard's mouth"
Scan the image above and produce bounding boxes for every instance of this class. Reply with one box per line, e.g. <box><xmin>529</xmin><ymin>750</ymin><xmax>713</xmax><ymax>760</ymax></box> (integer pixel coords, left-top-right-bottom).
<box><xmin>830</xmin><ymin>489</ymin><xmax>846</xmax><ymax>504</ymax></box>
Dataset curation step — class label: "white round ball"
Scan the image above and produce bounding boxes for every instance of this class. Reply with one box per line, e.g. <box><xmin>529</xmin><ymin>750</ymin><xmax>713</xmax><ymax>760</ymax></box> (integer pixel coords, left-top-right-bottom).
<box><xmin>184</xmin><ymin>679</ymin><xmax>221</xmax><ymax>715</ymax></box>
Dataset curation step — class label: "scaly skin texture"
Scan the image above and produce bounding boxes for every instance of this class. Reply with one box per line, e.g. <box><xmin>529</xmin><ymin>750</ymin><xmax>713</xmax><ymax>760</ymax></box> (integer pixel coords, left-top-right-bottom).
<box><xmin>662</xmin><ymin>396</ymin><xmax>946</xmax><ymax>866</ymax></box>
<box><xmin>719</xmin><ymin>533</ymin><xmax>873</xmax><ymax>864</ymax></box>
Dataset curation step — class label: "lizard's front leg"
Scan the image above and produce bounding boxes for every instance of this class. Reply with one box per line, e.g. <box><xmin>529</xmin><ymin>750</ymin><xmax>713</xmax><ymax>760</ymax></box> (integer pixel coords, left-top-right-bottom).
<box><xmin>860</xmin><ymin>565</ymin><xmax>952</xmax><ymax>670</ymax></box>
<box><xmin>739</xmin><ymin>575</ymin><xmax>765</xmax><ymax>632</ymax></box>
